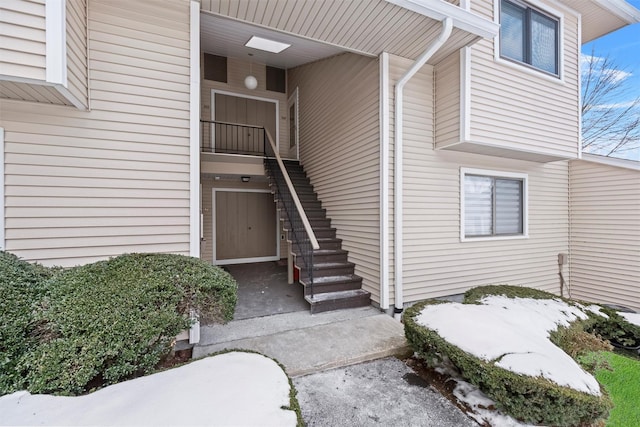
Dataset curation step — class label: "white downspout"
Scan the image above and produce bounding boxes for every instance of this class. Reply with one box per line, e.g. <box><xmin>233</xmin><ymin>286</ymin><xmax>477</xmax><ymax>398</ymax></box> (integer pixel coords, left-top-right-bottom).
<box><xmin>394</xmin><ymin>17</ymin><xmax>453</xmax><ymax>320</ymax></box>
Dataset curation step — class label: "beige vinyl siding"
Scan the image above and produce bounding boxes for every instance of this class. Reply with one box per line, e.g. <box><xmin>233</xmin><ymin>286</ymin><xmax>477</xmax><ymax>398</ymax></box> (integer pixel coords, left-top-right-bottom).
<box><xmin>288</xmin><ymin>53</ymin><xmax>380</xmax><ymax>303</ymax></box>
<box><xmin>65</xmin><ymin>0</ymin><xmax>88</xmax><ymax>108</ymax></box>
<box><xmin>467</xmin><ymin>0</ymin><xmax>579</xmax><ymax>159</ymax></box>
<box><xmin>569</xmin><ymin>159</ymin><xmax>640</xmax><ymax>311</ymax></box>
<box><xmin>0</xmin><ymin>0</ymin><xmax>191</xmax><ymax>267</ymax></box>
<box><xmin>387</xmin><ymin>54</ymin><xmax>569</xmax><ymax>304</ymax></box>
<box><xmin>434</xmin><ymin>51</ymin><xmax>460</xmax><ymax>147</ymax></box>
<box><xmin>201</xmin><ymin>56</ymin><xmax>289</xmax><ymax>158</ymax></box>
<box><xmin>0</xmin><ymin>0</ymin><xmax>46</xmax><ymax>80</ymax></box>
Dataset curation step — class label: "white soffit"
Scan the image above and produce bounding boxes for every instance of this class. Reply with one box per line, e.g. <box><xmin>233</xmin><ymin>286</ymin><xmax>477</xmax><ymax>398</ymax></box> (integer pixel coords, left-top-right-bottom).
<box><xmin>201</xmin><ymin>13</ymin><xmax>349</xmax><ymax>69</ymax></box>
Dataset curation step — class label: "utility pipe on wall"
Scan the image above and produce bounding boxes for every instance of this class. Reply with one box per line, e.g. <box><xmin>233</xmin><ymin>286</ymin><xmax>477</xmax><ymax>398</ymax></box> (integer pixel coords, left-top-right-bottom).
<box><xmin>394</xmin><ymin>17</ymin><xmax>453</xmax><ymax>320</ymax></box>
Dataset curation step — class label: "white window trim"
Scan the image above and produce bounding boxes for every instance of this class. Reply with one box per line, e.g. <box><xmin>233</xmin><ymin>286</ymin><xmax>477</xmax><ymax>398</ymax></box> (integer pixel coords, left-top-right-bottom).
<box><xmin>0</xmin><ymin>128</ymin><xmax>4</xmax><ymax>250</ymax></box>
<box><xmin>493</xmin><ymin>0</ymin><xmax>565</xmax><ymax>84</ymax></box>
<box><xmin>460</xmin><ymin>167</ymin><xmax>529</xmax><ymax>242</ymax></box>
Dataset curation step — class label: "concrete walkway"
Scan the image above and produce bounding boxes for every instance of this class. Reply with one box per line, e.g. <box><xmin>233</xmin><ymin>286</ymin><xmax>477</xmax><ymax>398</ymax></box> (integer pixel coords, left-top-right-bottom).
<box><xmin>194</xmin><ymin>307</ymin><xmax>411</xmax><ymax>376</ymax></box>
<box><xmin>194</xmin><ymin>306</ymin><xmax>476</xmax><ymax>426</ymax></box>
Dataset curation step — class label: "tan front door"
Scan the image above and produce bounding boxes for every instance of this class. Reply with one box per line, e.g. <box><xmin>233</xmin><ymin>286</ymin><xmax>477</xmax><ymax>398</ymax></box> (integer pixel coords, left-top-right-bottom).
<box><xmin>215</xmin><ymin>190</ymin><xmax>277</xmax><ymax>263</ymax></box>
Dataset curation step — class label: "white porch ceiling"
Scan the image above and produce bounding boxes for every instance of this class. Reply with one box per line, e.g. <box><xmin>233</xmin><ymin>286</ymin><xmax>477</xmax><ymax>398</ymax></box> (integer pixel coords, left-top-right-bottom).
<box><xmin>200</xmin><ymin>13</ymin><xmax>349</xmax><ymax>69</ymax></box>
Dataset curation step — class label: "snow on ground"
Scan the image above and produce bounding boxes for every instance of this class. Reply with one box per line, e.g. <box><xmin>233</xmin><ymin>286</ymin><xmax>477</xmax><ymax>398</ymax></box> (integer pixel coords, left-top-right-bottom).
<box><xmin>620</xmin><ymin>311</ymin><xmax>640</xmax><ymax>327</ymax></box>
<box><xmin>416</xmin><ymin>296</ymin><xmax>601</xmax><ymax>395</ymax></box>
<box><xmin>0</xmin><ymin>352</ymin><xmax>297</xmax><ymax>427</ymax></box>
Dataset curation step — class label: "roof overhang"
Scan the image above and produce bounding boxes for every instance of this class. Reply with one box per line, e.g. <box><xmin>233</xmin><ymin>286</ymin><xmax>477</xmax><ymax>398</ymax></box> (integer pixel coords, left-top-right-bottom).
<box><xmin>560</xmin><ymin>0</ymin><xmax>640</xmax><ymax>43</ymax></box>
<box><xmin>385</xmin><ymin>0</ymin><xmax>499</xmax><ymax>40</ymax></box>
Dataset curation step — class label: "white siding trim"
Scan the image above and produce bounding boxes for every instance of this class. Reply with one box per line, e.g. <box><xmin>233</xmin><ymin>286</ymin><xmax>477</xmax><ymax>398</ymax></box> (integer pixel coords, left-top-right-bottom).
<box><xmin>190</xmin><ymin>1</ymin><xmax>201</xmax><ymax>257</ymax></box>
<box><xmin>379</xmin><ymin>52</ymin><xmax>390</xmax><ymax>310</ymax></box>
<box><xmin>460</xmin><ymin>167</ymin><xmax>529</xmax><ymax>242</ymax></box>
<box><xmin>0</xmin><ymin>128</ymin><xmax>4</xmax><ymax>250</ymax></box>
<box><xmin>577</xmin><ymin>14</ymin><xmax>583</xmax><ymax>159</ymax></box>
<box><xmin>211</xmin><ymin>188</ymin><xmax>280</xmax><ymax>265</ymax></box>
<box><xmin>581</xmin><ymin>153</ymin><xmax>640</xmax><ymax>171</ymax></box>
<box><xmin>460</xmin><ymin>47</ymin><xmax>471</xmax><ymax>142</ymax></box>
<box><xmin>45</xmin><ymin>0</ymin><xmax>67</xmax><ymax>86</ymax></box>
<box><xmin>493</xmin><ymin>0</ymin><xmax>566</xmax><ymax>84</ymax></box>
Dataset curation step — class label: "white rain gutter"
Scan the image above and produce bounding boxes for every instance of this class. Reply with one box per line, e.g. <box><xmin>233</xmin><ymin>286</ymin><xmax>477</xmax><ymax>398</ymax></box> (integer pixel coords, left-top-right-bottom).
<box><xmin>393</xmin><ymin>17</ymin><xmax>453</xmax><ymax>320</ymax></box>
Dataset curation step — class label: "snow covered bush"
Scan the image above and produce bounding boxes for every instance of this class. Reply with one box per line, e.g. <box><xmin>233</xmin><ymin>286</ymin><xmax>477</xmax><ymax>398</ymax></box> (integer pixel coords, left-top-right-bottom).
<box><xmin>14</xmin><ymin>253</ymin><xmax>237</xmax><ymax>396</ymax></box>
<box><xmin>403</xmin><ymin>286</ymin><xmax>613</xmax><ymax>426</ymax></box>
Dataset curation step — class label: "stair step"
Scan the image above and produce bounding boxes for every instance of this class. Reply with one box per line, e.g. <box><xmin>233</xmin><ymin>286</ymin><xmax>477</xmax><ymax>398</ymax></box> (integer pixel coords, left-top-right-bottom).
<box><xmin>317</xmin><ymin>237</ymin><xmax>342</xmax><ymax>250</ymax></box>
<box><xmin>301</xmin><ymin>274</ymin><xmax>363</xmax><ymax>296</ymax></box>
<box><xmin>306</xmin><ymin>261</ymin><xmax>356</xmax><ymax>277</ymax></box>
<box><xmin>305</xmin><ymin>289</ymin><xmax>371</xmax><ymax>314</ymax></box>
<box><xmin>313</xmin><ymin>227</ymin><xmax>337</xmax><ymax>238</ymax></box>
<box><xmin>309</xmin><ymin>218</ymin><xmax>331</xmax><ymax>228</ymax></box>
<box><xmin>312</xmin><ymin>249</ymin><xmax>349</xmax><ymax>263</ymax></box>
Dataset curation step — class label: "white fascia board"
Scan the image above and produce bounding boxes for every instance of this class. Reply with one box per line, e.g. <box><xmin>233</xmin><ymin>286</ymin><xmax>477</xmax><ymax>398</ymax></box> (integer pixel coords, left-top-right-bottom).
<box><xmin>386</xmin><ymin>0</ymin><xmax>499</xmax><ymax>39</ymax></box>
<box><xmin>189</xmin><ymin>1</ymin><xmax>201</xmax><ymax>257</ymax></box>
<box><xmin>580</xmin><ymin>153</ymin><xmax>640</xmax><ymax>171</ymax></box>
<box><xmin>592</xmin><ymin>0</ymin><xmax>640</xmax><ymax>23</ymax></box>
<box><xmin>45</xmin><ymin>0</ymin><xmax>67</xmax><ymax>86</ymax></box>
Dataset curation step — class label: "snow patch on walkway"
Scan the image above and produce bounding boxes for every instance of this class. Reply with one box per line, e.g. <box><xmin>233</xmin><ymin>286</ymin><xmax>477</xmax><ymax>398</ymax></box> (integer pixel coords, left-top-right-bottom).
<box><xmin>416</xmin><ymin>296</ymin><xmax>601</xmax><ymax>395</ymax></box>
<box><xmin>0</xmin><ymin>352</ymin><xmax>297</xmax><ymax>426</ymax></box>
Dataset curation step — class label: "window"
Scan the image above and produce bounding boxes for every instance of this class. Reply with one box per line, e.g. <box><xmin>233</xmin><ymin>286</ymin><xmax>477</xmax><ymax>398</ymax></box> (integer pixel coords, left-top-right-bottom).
<box><xmin>500</xmin><ymin>0</ymin><xmax>559</xmax><ymax>76</ymax></box>
<box><xmin>461</xmin><ymin>168</ymin><xmax>528</xmax><ymax>240</ymax></box>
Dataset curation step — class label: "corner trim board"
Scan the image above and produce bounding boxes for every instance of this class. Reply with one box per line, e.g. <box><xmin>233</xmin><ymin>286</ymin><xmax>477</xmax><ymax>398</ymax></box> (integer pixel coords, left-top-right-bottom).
<box><xmin>379</xmin><ymin>52</ymin><xmax>390</xmax><ymax>310</ymax></box>
<box><xmin>45</xmin><ymin>0</ymin><xmax>67</xmax><ymax>86</ymax></box>
<box><xmin>190</xmin><ymin>0</ymin><xmax>201</xmax><ymax>257</ymax></box>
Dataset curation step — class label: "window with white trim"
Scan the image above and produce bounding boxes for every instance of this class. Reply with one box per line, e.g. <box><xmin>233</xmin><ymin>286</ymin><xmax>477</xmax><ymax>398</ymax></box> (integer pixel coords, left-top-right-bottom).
<box><xmin>461</xmin><ymin>168</ymin><xmax>528</xmax><ymax>239</ymax></box>
<box><xmin>500</xmin><ymin>0</ymin><xmax>559</xmax><ymax>76</ymax></box>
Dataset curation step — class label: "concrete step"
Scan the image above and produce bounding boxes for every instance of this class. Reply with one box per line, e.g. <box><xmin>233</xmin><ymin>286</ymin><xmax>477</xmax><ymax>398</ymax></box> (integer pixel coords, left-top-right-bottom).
<box><xmin>193</xmin><ymin>309</ymin><xmax>409</xmax><ymax>377</ymax></box>
<box><xmin>305</xmin><ymin>289</ymin><xmax>371</xmax><ymax>314</ymax></box>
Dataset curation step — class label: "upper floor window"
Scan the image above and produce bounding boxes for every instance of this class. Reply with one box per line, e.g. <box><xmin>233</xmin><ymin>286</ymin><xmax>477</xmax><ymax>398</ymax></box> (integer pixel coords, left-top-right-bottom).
<box><xmin>461</xmin><ymin>168</ymin><xmax>528</xmax><ymax>240</ymax></box>
<box><xmin>500</xmin><ymin>0</ymin><xmax>559</xmax><ymax>76</ymax></box>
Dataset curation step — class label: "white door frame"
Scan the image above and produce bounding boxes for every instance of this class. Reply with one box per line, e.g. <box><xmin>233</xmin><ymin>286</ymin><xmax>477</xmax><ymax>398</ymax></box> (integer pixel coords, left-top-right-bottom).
<box><xmin>287</xmin><ymin>87</ymin><xmax>299</xmax><ymax>160</ymax></box>
<box><xmin>212</xmin><ymin>187</ymin><xmax>280</xmax><ymax>265</ymax></box>
<box><xmin>210</xmin><ymin>89</ymin><xmax>280</xmax><ymax>154</ymax></box>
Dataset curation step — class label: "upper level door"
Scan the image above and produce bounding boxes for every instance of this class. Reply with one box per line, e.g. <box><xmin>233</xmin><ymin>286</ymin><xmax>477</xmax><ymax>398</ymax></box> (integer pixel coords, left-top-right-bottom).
<box><xmin>212</xmin><ymin>91</ymin><xmax>278</xmax><ymax>155</ymax></box>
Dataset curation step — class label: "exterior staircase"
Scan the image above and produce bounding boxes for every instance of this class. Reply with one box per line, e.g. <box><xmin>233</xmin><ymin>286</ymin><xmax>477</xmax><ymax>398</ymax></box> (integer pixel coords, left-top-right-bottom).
<box><xmin>265</xmin><ymin>159</ymin><xmax>371</xmax><ymax>314</ymax></box>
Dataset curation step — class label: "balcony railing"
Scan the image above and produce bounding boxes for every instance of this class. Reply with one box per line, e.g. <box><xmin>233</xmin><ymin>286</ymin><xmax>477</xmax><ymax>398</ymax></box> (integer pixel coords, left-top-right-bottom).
<box><xmin>200</xmin><ymin>120</ymin><xmax>265</xmax><ymax>156</ymax></box>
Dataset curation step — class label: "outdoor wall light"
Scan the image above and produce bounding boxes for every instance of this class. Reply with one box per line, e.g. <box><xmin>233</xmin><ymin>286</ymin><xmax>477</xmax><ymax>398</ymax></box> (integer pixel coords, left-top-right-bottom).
<box><xmin>244</xmin><ymin>75</ymin><xmax>258</xmax><ymax>90</ymax></box>
<box><xmin>241</xmin><ymin>176</ymin><xmax>251</xmax><ymax>183</ymax></box>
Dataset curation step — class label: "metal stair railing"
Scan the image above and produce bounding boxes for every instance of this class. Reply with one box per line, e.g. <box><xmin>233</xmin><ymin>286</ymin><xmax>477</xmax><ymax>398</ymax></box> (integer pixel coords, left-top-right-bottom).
<box><xmin>263</xmin><ymin>129</ymin><xmax>320</xmax><ymax>297</ymax></box>
<box><xmin>200</xmin><ymin>119</ymin><xmax>265</xmax><ymax>156</ymax></box>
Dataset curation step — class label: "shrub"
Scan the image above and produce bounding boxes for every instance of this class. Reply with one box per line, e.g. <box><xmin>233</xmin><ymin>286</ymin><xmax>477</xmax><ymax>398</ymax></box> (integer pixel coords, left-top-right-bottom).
<box><xmin>585</xmin><ymin>307</ymin><xmax>640</xmax><ymax>349</ymax></box>
<box><xmin>20</xmin><ymin>253</ymin><xmax>237</xmax><ymax>395</ymax></box>
<box><xmin>464</xmin><ymin>284</ymin><xmax>560</xmax><ymax>304</ymax></box>
<box><xmin>0</xmin><ymin>251</ymin><xmax>55</xmax><ymax>395</ymax></box>
<box><xmin>404</xmin><ymin>298</ymin><xmax>612</xmax><ymax>426</ymax></box>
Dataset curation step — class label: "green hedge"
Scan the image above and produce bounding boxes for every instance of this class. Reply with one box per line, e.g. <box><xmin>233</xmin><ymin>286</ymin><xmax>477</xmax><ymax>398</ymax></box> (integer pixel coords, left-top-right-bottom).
<box><xmin>1</xmin><ymin>252</ymin><xmax>237</xmax><ymax>396</ymax></box>
<box><xmin>0</xmin><ymin>252</ymin><xmax>55</xmax><ymax>394</ymax></box>
<box><xmin>404</xmin><ymin>293</ymin><xmax>612</xmax><ymax>426</ymax></box>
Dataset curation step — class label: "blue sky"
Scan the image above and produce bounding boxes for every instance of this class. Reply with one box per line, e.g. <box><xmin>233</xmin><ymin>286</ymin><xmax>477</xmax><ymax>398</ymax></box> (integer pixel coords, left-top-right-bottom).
<box><xmin>581</xmin><ymin>0</ymin><xmax>640</xmax><ymax>159</ymax></box>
